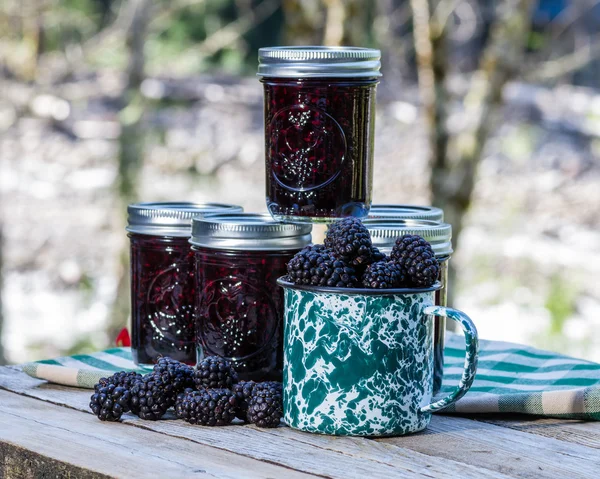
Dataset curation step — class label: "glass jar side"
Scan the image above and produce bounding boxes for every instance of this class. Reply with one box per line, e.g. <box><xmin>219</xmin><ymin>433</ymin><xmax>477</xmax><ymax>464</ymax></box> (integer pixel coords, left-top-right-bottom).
<box><xmin>262</xmin><ymin>77</ymin><xmax>378</xmax><ymax>222</ymax></box>
<box><xmin>193</xmin><ymin>246</ymin><xmax>298</xmax><ymax>381</ymax></box>
<box><xmin>432</xmin><ymin>256</ymin><xmax>449</xmax><ymax>395</ymax></box>
<box><xmin>129</xmin><ymin>233</ymin><xmax>197</xmax><ymax>365</ymax></box>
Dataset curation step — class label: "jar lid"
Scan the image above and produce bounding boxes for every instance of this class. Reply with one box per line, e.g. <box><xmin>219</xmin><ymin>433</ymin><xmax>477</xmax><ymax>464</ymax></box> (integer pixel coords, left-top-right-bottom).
<box><xmin>363</xmin><ymin>219</ymin><xmax>453</xmax><ymax>257</ymax></box>
<box><xmin>257</xmin><ymin>46</ymin><xmax>382</xmax><ymax>78</ymax></box>
<box><xmin>127</xmin><ymin>202</ymin><xmax>243</xmax><ymax>237</ymax></box>
<box><xmin>190</xmin><ymin>213</ymin><xmax>313</xmax><ymax>251</ymax></box>
<box><xmin>368</xmin><ymin>204</ymin><xmax>444</xmax><ymax>222</ymax></box>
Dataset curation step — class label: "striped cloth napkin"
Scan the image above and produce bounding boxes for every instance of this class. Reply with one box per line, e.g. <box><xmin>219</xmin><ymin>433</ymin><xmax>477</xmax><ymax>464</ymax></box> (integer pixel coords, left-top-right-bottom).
<box><xmin>21</xmin><ymin>335</ymin><xmax>600</xmax><ymax>420</ymax></box>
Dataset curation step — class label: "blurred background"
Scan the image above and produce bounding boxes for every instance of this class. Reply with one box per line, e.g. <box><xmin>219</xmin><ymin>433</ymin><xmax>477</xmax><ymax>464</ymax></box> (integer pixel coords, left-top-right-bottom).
<box><xmin>1</xmin><ymin>0</ymin><xmax>599</xmax><ymax>365</ymax></box>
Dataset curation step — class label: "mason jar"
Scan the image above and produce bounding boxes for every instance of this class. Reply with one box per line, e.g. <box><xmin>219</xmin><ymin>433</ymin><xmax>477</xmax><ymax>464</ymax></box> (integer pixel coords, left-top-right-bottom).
<box><xmin>363</xmin><ymin>219</ymin><xmax>453</xmax><ymax>395</ymax></box>
<box><xmin>127</xmin><ymin>202</ymin><xmax>243</xmax><ymax>365</ymax></box>
<box><xmin>190</xmin><ymin>213</ymin><xmax>312</xmax><ymax>381</ymax></box>
<box><xmin>258</xmin><ymin>46</ymin><xmax>381</xmax><ymax>223</ymax></box>
<box><xmin>368</xmin><ymin>204</ymin><xmax>444</xmax><ymax>222</ymax></box>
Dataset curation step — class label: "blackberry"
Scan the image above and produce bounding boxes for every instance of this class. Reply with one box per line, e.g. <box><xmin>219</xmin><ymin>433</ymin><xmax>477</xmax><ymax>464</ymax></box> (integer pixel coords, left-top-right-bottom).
<box><xmin>391</xmin><ymin>235</ymin><xmax>440</xmax><ymax>287</ymax></box>
<box><xmin>325</xmin><ymin>218</ymin><xmax>373</xmax><ymax>261</ymax></box>
<box><xmin>286</xmin><ymin>246</ymin><xmax>358</xmax><ymax>288</ymax></box>
<box><xmin>175</xmin><ymin>388</ymin><xmax>237</xmax><ymax>426</ymax></box>
<box><xmin>89</xmin><ymin>384</ymin><xmax>131</xmax><ymax>422</ymax></box>
<box><xmin>232</xmin><ymin>380</ymin><xmax>256</xmax><ymax>420</ymax></box>
<box><xmin>95</xmin><ymin>371</ymin><xmax>143</xmax><ymax>392</ymax></box>
<box><xmin>129</xmin><ymin>373</ymin><xmax>176</xmax><ymax>421</ymax></box>
<box><xmin>194</xmin><ymin>356</ymin><xmax>238</xmax><ymax>390</ymax></box>
<box><xmin>343</xmin><ymin>245</ymin><xmax>386</xmax><ymax>270</ymax></box>
<box><xmin>247</xmin><ymin>382</ymin><xmax>283</xmax><ymax>428</ymax></box>
<box><xmin>153</xmin><ymin>357</ymin><xmax>195</xmax><ymax>392</ymax></box>
<box><xmin>362</xmin><ymin>261</ymin><xmax>405</xmax><ymax>289</ymax></box>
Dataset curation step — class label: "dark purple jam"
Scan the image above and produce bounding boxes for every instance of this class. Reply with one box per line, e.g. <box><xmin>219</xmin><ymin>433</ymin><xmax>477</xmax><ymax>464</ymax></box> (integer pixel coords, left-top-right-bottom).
<box><xmin>130</xmin><ymin>234</ymin><xmax>196</xmax><ymax>365</ymax></box>
<box><xmin>193</xmin><ymin>247</ymin><xmax>297</xmax><ymax>381</ymax></box>
<box><xmin>262</xmin><ymin>77</ymin><xmax>378</xmax><ymax>221</ymax></box>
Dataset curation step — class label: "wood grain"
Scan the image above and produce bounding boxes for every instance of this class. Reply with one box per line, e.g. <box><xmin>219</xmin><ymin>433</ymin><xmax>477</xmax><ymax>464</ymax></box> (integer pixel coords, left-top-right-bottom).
<box><xmin>479</xmin><ymin>417</ymin><xmax>600</xmax><ymax>450</ymax></box>
<box><xmin>0</xmin><ymin>389</ymin><xmax>315</xmax><ymax>479</ymax></box>
<box><xmin>384</xmin><ymin>414</ymin><xmax>600</xmax><ymax>479</ymax></box>
<box><xmin>0</xmin><ymin>366</ymin><xmax>512</xmax><ymax>479</ymax></box>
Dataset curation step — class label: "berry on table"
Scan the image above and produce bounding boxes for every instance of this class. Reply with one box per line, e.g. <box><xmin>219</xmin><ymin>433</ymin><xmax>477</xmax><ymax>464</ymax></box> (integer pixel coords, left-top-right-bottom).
<box><xmin>247</xmin><ymin>381</ymin><xmax>283</xmax><ymax>428</ymax></box>
<box><xmin>194</xmin><ymin>356</ymin><xmax>238</xmax><ymax>390</ymax></box>
<box><xmin>153</xmin><ymin>357</ymin><xmax>195</xmax><ymax>392</ymax></box>
<box><xmin>129</xmin><ymin>373</ymin><xmax>176</xmax><ymax>421</ymax></box>
<box><xmin>89</xmin><ymin>384</ymin><xmax>131</xmax><ymax>422</ymax></box>
<box><xmin>175</xmin><ymin>388</ymin><xmax>238</xmax><ymax>426</ymax></box>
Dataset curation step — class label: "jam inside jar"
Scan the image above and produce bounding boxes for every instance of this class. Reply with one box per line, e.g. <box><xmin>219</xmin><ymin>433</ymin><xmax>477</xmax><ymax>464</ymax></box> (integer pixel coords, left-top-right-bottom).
<box><xmin>258</xmin><ymin>47</ymin><xmax>381</xmax><ymax>222</ymax></box>
<box><xmin>127</xmin><ymin>202</ymin><xmax>243</xmax><ymax>365</ymax></box>
<box><xmin>193</xmin><ymin>248</ymin><xmax>295</xmax><ymax>381</ymax></box>
<box><xmin>130</xmin><ymin>234</ymin><xmax>197</xmax><ymax>364</ymax></box>
<box><xmin>191</xmin><ymin>213</ymin><xmax>312</xmax><ymax>381</ymax></box>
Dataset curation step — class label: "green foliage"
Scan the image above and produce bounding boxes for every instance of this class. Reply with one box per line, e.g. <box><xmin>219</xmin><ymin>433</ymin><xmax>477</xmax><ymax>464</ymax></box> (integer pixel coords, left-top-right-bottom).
<box><xmin>545</xmin><ymin>274</ymin><xmax>578</xmax><ymax>335</ymax></box>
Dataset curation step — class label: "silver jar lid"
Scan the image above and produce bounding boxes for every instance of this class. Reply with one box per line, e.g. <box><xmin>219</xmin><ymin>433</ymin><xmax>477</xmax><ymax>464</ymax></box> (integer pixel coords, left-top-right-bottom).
<box><xmin>368</xmin><ymin>204</ymin><xmax>444</xmax><ymax>222</ymax></box>
<box><xmin>257</xmin><ymin>46</ymin><xmax>382</xmax><ymax>78</ymax></box>
<box><xmin>190</xmin><ymin>213</ymin><xmax>312</xmax><ymax>251</ymax></box>
<box><xmin>364</xmin><ymin>219</ymin><xmax>453</xmax><ymax>257</ymax></box>
<box><xmin>127</xmin><ymin>202</ymin><xmax>243</xmax><ymax>237</ymax></box>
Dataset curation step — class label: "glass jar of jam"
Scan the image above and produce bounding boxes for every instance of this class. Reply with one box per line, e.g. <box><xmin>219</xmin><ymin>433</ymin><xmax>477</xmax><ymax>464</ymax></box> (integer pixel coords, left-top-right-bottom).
<box><xmin>190</xmin><ymin>213</ymin><xmax>312</xmax><ymax>381</ymax></box>
<box><xmin>258</xmin><ymin>46</ymin><xmax>381</xmax><ymax>223</ymax></box>
<box><xmin>363</xmin><ymin>218</ymin><xmax>452</xmax><ymax>395</ymax></box>
<box><xmin>127</xmin><ymin>202</ymin><xmax>243</xmax><ymax>365</ymax></box>
<box><xmin>368</xmin><ymin>204</ymin><xmax>444</xmax><ymax>222</ymax></box>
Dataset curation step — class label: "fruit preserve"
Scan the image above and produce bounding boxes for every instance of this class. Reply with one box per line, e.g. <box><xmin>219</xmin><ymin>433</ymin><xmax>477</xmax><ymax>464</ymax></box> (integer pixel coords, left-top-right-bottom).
<box><xmin>258</xmin><ymin>46</ymin><xmax>381</xmax><ymax>222</ymax></box>
<box><xmin>363</xmin><ymin>218</ymin><xmax>452</xmax><ymax>395</ymax></box>
<box><xmin>128</xmin><ymin>202</ymin><xmax>243</xmax><ymax>365</ymax></box>
<box><xmin>190</xmin><ymin>213</ymin><xmax>311</xmax><ymax>381</ymax></box>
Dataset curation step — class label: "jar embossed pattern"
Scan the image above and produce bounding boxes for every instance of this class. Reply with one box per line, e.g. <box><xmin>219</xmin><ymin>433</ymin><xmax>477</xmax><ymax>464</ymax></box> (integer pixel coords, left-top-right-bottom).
<box><xmin>191</xmin><ymin>213</ymin><xmax>312</xmax><ymax>381</ymax></box>
<box><xmin>258</xmin><ymin>47</ymin><xmax>381</xmax><ymax>222</ymax></box>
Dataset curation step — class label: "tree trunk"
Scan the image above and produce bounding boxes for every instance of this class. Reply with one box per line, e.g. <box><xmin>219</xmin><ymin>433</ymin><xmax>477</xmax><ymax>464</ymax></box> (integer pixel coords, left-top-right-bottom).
<box><xmin>411</xmin><ymin>0</ymin><xmax>533</xmax><ymax>307</ymax></box>
<box><xmin>110</xmin><ymin>0</ymin><xmax>150</xmax><ymax>341</ymax></box>
<box><xmin>0</xmin><ymin>222</ymin><xmax>5</xmax><ymax>365</ymax></box>
<box><xmin>281</xmin><ymin>0</ymin><xmax>323</xmax><ymax>45</ymax></box>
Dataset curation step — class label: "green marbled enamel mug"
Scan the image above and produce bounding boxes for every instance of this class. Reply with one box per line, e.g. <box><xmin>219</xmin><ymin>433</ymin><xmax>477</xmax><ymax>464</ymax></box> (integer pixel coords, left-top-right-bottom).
<box><xmin>277</xmin><ymin>279</ymin><xmax>478</xmax><ymax>437</ymax></box>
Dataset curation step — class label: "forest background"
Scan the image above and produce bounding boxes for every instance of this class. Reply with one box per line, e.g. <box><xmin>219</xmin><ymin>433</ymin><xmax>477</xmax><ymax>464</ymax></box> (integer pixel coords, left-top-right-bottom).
<box><xmin>1</xmin><ymin>0</ymin><xmax>599</xmax><ymax>365</ymax></box>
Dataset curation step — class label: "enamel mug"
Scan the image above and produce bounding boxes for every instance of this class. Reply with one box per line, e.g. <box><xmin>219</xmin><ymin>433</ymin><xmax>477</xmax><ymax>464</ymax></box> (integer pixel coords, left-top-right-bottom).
<box><xmin>278</xmin><ymin>279</ymin><xmax>478</xmax><ymax>437</ymax></box>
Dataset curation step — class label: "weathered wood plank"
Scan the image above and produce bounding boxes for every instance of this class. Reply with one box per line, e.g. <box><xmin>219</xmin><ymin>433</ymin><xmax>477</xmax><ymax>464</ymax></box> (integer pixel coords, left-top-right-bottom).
<box><xmin>478</xmin><ymin>417</ymin><xmax>600</xmax><ymax>450</ymax></box>
<box><xmin>0</xmin><ymin>366</ymin><xmax>511</xmax><ymax>479</ymax></box>
<box><xmin>383</xmin><ymin>414</ymin><xmax>600</xmax><ymax>479</ymax></box>
<box><xmin>0</xmin><ymin>389</ymin><xmax>315</xmax><ymax>479</ymax></box>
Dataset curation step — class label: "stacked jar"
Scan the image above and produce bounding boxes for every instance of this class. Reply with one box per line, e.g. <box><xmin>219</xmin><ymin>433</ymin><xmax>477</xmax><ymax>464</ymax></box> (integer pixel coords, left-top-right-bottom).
<box><xmin>258</xmin><ymin>46</ymin><xmax>381</xmax><ymax>222</ymax></box>
<box><xmin>363</xmin><ymin>217</ymin><xmax>453</xmax><ymax>394</ymax></box>
<box><xmin>127</xmin><ymin>202</ymin><xmax>242</xmax><ymax>365</ymax></box>
<box><xmin>190</xmin><ymin>213</ymin><xmax>312</xmax><ymax>380</ymax></box>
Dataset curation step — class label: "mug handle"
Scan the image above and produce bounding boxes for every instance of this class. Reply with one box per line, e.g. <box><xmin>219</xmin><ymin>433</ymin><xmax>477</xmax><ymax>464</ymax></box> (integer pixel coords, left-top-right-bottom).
<box><xmin>419</xmin><ymin>305</ymin><xmax>479</xmax><ymax>414</ymax></box>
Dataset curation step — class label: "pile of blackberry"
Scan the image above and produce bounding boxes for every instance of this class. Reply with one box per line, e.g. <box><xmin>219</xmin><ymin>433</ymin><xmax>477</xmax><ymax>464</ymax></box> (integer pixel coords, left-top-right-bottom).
<box><xmin>286</xmin><ymin>218</ymin><xmax>440</xmax><ymax>289</ymax></box>
<box><xmin>89</xmin><ymin>355</ymin><xmax>283</xmax><ymax>428</ymax></box>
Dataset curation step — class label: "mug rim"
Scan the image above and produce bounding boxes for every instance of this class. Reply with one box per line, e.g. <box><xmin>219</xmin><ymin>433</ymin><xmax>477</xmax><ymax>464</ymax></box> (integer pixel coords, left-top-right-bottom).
<box><xmin>277</xmin><ymin>277</ymin><xmax>441</xmax><ymax>295</ymax></box>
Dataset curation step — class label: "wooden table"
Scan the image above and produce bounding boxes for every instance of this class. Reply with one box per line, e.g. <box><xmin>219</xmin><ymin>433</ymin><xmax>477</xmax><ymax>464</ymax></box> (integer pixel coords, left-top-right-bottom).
<box><xmin>1</xmin><ymin>366</ymin><xmax>600</xmax><ymax>479</ymax></box>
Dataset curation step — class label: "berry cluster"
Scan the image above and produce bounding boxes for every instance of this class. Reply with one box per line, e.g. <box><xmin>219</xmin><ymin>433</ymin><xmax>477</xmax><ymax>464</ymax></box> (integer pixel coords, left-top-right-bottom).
<box><xmin>287</xmin><ymin>218</ymin><xmax>440</xmax><ymax>289</ymax></box>
<box><xmin>90</xmin><ymin>356</ymin><xmax>282</xmax><ymax>428</ymax></box>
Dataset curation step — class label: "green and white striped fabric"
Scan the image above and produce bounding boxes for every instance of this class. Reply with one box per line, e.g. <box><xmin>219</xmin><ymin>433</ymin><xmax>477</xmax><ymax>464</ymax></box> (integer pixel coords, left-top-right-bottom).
<box><xmin>441</xmin><ymin>335</ymin><xmax>600</xmax><ymax>419</ymax></box>
<box><xmin>21</xmin><ymin>348</ymin><xmax>153</xmax><ymax>389</ymax></box>
<box><xmin>21</xmin><ymin>335</ymin><xmax>600</xmax><ymax>420</ymax></box>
